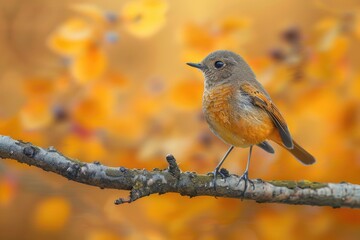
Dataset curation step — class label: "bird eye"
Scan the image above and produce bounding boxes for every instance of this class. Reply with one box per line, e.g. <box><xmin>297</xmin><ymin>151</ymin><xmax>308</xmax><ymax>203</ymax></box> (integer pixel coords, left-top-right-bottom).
<box><xmin>214</xmin><ymin>61</ymin><xmax>225</xmax><ymax>69</ymax></box>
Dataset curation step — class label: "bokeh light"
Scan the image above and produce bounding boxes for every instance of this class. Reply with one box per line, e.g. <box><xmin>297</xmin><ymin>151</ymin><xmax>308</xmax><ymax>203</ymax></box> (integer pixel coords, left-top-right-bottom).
<box><xmin>0</xmin><ymin>0</ymin><xmax>359</xmax><ymax>239</ymax></box>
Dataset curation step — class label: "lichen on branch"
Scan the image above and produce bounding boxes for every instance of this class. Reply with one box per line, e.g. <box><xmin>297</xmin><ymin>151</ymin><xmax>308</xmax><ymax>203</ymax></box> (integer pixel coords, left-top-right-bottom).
<box><xmin>0</xmin><ymin>135</ymin><xmax>359</xmax><ymax>208</ymax></box>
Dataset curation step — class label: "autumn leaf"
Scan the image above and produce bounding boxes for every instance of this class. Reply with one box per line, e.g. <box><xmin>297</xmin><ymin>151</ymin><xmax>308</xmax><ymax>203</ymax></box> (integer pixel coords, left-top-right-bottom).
<box><xmin>121</xmin><ymin>0</ymin><xmax>168</xmax><ymax>38</ymax></box>
<box><xmin>181</xmin><ymin>17</ymin><xmax>251</xmax><ymax>60</ymax></box>
<box><xmin>70</xmin><ymin>46</ymin><xmax>107</xmax><ymax>83</ymax></box>
<box><xmin>47</xmin><ymin>18</ymin><xmax>95</xmax><ymax>56</ymax></box>
<box><xmin>22</xmin><ymin>78</ymin><xmax>54</xmax><ymax>98</ymax></box>
<box><xmin>72</xmin><ymin>86</ymin><xmax>114</xmax><ymax>129</ymax></box>
<box><xmin>19</xmin><ymin>99</ymin><xmax>53</xmax><ymax>130</ymax></box>
<box><xmin>2</xmin><ymin>2</ymin><xmax>360</xmax><ymax>239</ymax></box>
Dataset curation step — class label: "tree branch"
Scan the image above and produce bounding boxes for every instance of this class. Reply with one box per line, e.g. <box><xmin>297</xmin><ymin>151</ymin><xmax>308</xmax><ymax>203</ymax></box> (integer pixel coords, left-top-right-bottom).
<box><xmin>0</xmin><ymin>135</ymin><xmax>359</xmax><ymax>208</ymax></box>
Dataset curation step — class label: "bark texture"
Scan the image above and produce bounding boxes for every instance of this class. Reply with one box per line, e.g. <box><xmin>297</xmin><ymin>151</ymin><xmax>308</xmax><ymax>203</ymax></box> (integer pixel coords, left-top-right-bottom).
<box><xmin>0</xmin><ymin>135</ymin><xmax>359</xmax><ymax>208</ymax></box>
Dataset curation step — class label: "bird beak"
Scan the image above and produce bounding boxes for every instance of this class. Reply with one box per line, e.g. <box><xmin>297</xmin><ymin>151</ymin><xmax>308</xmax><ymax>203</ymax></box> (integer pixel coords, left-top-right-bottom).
<box><xmin>186</xmin><ymin>62</ymin><xmax>203</xmax><ymax>69</ymax></box>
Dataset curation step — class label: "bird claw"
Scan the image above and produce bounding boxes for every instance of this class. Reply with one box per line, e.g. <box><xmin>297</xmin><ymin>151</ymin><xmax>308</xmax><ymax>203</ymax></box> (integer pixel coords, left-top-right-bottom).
<box><xmin>237</xmin><ymin>171</ymin><xmax>254</xmax><ymax>198</ymax></box>
<box><xmin>212</xmin><ymin>168</ymin><xmax>228</xmax><ymax>190</ymax></box>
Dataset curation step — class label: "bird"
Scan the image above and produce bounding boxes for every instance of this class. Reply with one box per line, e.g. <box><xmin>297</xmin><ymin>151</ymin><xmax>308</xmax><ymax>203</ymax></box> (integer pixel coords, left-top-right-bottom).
<box><xmin>187</xmin><ymin>50</ymin><xmax>315</xmax><ymax>195</ymax></box>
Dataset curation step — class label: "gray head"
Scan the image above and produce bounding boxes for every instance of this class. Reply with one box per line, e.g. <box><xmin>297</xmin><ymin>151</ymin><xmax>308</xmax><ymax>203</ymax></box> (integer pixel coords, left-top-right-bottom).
<box><xmin>187</xmin><ymin>50</ymin><xmax>256</xmax><ymax>88</ymax></box>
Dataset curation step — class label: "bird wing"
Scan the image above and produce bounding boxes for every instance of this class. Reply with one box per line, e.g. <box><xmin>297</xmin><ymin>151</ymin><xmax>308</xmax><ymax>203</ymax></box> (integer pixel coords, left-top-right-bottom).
<box><xmin>257</xmin><ymin>141</ymin><xmax>275</xmax><ymax>154</ymax></box>
<box><xmin>240</xmin><ymin>83</ymin><xmax>294</xmax><ymax>149</ymax></box>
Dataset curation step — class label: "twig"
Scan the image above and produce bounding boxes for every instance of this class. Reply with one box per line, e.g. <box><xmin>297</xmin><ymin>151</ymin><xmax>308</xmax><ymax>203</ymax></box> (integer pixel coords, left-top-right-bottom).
<box><xmin>0</xmin><ymin>135</ymin><xmax>359</xmax><ymax>208</ymax></box>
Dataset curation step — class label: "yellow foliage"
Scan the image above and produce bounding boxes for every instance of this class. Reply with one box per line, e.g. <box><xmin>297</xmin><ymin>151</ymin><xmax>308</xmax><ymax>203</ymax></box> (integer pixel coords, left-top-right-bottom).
<box><xmin>168</xmin><ymin>79</ymin><xmax>203</xmax><ymax>111</ymax></box>
<box><xmin>0</xmin><ymin>178</ymin><xmax>16</xmax><ymax>206</ymax></box>
<box><xmin>255</xmin><ymin>211</ymin><xmax>298</xmax><ymax>240</ymax></box>
<box><xmin>54</xmin><ymin>75</ymin><xmax>72</xmax><ymax>93</ymax></box>
<box><xmin>181</xmin><ymin>23</ymin><xmax>216</xmax><ymax>61</ymax></box>
<box><xmin>32</xmin><ymin>197</ymin><xmax>71</xmax><ymax>232</ymax></box>
<box><xmin>121</xmin><ymin>0</ymin><xmax>168</xmax><ymax>38</ymax></box>
<box><xmin>107</xmin><ymin>113</ymin><xmax>147</xmax><ymax>145</ymax></box>
<box><xmin>145</xmin><ymin>197</ymin><xmax>177</xmax><ymax>224</ymax></box>
<box><xmin>72</xmin><ymin>86</ymin><xmax>114</xmax><ymax>129</ymax></box>
<box><xmin>61</xmin><ymin>134</ymin><xmax>106</xmax><ymax>162</ymax></box>
<box><xmin>23</xmin><ymin>78</ymin><xmax>54</xmax><ymax>98</ymax></box>
<box><xmin>354</xmin><ymin>14</ymin><xmax>360</xmax><ymax>39</ymax></box>
<box><xmin>87</xmin><ymin>230</ymin><xmax>121</xmax><ymax>240</ymax></box>
<box><xmin>2</xmin><ymin>1</ymin><xmax>360</xmax><ymax>239</ymax></box>
<box><xmin>182</xmin><ymin>24</ymin><xmax>215</xmax><ymax>52</ymax></box>
<box><xmin>70</xmin><ymin>46</ymin><xmax>107</xmax><ymax>83</ymax></box>
<box><xmin>181</xmin><ymin>17</ymin><xmax>251</xmax><ymax>60</ymax></box>
<box><xmin>47</xmin><ymin>18</ymin><xmax>95</xmax><ymax>56</ymax></box>
<box><xmin>103</xmin><ymin>72</ymin><xmax>130</xmax><ymax>90</ymax></box>
<box><xmin>220</xmin><ymin>17</ymin><xmax>250</xmax><ymax>33</ymax></box>
<box><xmin>19</xmin><ymin>99</ymin><xmax>53</xmax><ymax>130</ymax></box>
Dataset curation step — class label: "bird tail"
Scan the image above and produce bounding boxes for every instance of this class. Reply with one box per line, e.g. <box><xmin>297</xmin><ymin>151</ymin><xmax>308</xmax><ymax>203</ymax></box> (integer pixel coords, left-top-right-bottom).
<box><xmin>286</xmin><ymin>140</ymin><xmax>316</xmax><ymax>165</ymax></box>
<box><xmin>270</xmin><ymin>132</ymin><xmax>316</xmax><ymax>165</ymax></box>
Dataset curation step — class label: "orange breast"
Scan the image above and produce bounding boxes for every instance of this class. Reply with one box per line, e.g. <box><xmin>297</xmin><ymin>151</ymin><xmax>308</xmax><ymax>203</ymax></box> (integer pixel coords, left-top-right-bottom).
<box><xmin>203</xmin><ymin>84</ymin><xmax>274</xmax><ymax>147</ymax></box>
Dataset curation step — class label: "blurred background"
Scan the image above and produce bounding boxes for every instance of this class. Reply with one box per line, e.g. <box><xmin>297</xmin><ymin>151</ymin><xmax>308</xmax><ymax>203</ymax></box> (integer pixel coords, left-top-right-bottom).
<box><xmin>0</xmin><ymin>0</ymin><xmax>360</xmax><ymax>239</ymax></box>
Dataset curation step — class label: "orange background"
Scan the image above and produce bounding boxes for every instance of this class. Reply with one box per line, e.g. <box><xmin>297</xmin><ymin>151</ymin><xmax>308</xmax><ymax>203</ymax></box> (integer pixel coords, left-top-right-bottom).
<box><xmin>0</xmin><ymin>0</ymin><xmax>359</xmax><ymax>239</ymax></box>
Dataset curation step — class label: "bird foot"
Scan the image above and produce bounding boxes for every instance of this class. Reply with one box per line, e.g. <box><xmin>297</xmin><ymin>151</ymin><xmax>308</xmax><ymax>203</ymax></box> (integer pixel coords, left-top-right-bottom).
<box><xmin>237</xmin><ymin>171</ymin><xmax>255</xmax><ymax>199</ymax></box>
<box><xmin>212</xmin><ymin>168</ymin><xmax>229</xmax><ymax>190</ymax></box>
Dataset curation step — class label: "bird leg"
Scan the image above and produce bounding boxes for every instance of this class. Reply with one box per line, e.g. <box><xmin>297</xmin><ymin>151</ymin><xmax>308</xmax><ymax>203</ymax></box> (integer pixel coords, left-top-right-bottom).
<box><xmin>213</xmin><ymin>145</ymin><xmax>234</xmax><ymax>189</ymax></box>
<box><xmin>237</xmin><ymin>145</ymin><xmax>255</xmax><ymax>198</ymax></box>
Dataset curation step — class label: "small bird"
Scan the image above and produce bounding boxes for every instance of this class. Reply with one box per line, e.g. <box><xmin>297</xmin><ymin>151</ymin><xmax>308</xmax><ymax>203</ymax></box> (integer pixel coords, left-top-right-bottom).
<box><xmin>187</xmin><ymin>50</ymin><xmax>315</xmax><ymax>194</ymax></box>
